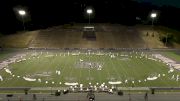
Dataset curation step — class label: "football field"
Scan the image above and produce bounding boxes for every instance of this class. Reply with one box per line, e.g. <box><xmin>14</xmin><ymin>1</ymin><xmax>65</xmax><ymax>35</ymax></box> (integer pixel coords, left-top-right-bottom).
<box><xmin>0</xmin><ymin>49</ymin><xmax>180</xmax><ymax>88</ymax></box>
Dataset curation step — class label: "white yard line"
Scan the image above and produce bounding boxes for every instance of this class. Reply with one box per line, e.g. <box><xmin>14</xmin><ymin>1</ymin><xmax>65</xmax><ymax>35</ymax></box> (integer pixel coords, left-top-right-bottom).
<box><xmin>78</xmin><ymin>53</ymin><xmax>82</xmax><ymax>84</ymax></box>
<box><xmin>127</xmin><ymin>56</ymin><xmax>148</xmax><ymax>86</ymax></box>
<box><xmin>130</xmin><ymin>56</ymin><xmax>149</xmax><ymax>86</ymax></box>
<box><xmin>97</xmin><ymin>53</ymin><xmax>110</xmax><ymax>84</ymax></box>
<box><xmin>45</xmin><ymin>52</ymin><xmax>58</xmax><ymax>86</ymax></box>
<box><xmin>95</xmin><ymin>55</ymin><xmax>102</xmax><ymax>84</ymax></box>
<box><xmin>87</xmin><ymin>52</ymin><xmax>92</xmax><ymax>82</ymax></box>
<box><xmin>108</xmin><ymin>53</ymin><xmax>125</xmax><ymax>86</ymax></box>
<box><xmin>57</xmin><ymin>52</ymin><xmax>70</xmax><ymax>84</ymax></box>
<box><xmin>119</xmin><ymin>54</ymin><xmax>141</xmax><ymax>86</ymax></box>
<box><xmin>66</xmin><ymin>55</ymin><xmax>76</xmax><ymax>83</ymax></box>
<box><xmin>101</xmin><ymin>55</ymin><xmax>111</xmax><ymax>78</ymax></box>
<box><xmin>115</xmin><ymin>53</ymin><xmax>132</xmax><ymax>87</ymax></box>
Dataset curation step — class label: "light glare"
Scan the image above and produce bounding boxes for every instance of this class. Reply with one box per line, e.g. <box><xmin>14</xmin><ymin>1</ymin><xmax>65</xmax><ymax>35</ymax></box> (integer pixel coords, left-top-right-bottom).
<box><xmin>87</xmin><ymin>9</ymin><xmax>93</xmax><ymax>14</ymax></box>
<box><xmin>18</xmin><ymin>10</ymin><xmax>26</xmax><ymax>16</ymax></box>
<box><xmin>151</xmin><ymin>13</ymin><xmax>157</xmax><ymax>18</ymax></box>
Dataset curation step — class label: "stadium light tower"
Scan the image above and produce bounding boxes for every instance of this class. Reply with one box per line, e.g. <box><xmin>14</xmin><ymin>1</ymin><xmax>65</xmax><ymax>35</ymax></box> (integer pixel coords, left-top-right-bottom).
<box><xmin>18</xmin><ymin>9</ymin><xmax>26</xmax><ymax>31</ymax></box>
<box><xmin>150</xmin><ymin>12</ymin><xmax>157</xmax><ymax>27</ymax></box>
<box><xmin>87</xmin><ymin>8</ymin><xmax>93</xmax><ymax>24</ymax></box>
<box><xmin>150</xmin><ymin>12</ymin><xmax>157</xmax><ymax>35</ymax></box>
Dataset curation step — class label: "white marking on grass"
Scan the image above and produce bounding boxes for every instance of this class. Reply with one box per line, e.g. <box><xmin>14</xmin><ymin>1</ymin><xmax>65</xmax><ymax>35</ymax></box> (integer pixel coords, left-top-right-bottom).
<box><xmin>0</xmin><ymin>75</ymin><xmax>3</xmax><ymax>81</ymax></box>
<box><xmin>176</xmin><ymin>75</ymin><xmax>179</xmax><ymax>81</ymax></box>
<box><xmin>108</xmin><ymin>81</ymin><xmax>122</xmax><ymax>85</ymax></box>
<box><xmin>147</xmin><ymin>76</ymin><xmax>158</xmax><ymax>80</ymax></box>
<box><xmin>38</xmin><ymin>78</ymin><xmax>41</xmax><ymax>82</ymax></box>
<box><xmin>135</xmin><ymin>53</ymin><xmax>165</xmax><ymax>86</ymax></box>
<box><xmin>64</xmin><ymin>82</ymin><xmax>78</xmax><ymax>86</ymax></box>
<box><xmin>96</xmin><ymin>53</ymin><xmax>104</xmax><ymax>56</ymax></box>
<box><xmin>80</xmin><ymin>84</ymin><xmax>83</xmax><ymax>88</ymax></box>
<box><xmin>22</xmin><ymin>58</ymin><xmax>26</xmax><ymax>61</ymax></box>
<box><xmin>77</xmin><ymin>54</ymin><xmax>83</xmax><ymax>86</ymax></box>
<box><xmin>55</xmin><ymin>70</ymin><xmax>61</xmax><ymax>75</ymax></box>
<box><xmin>4</xmin><ymin>68</ymin><xmax>12</xmax><ymax>75</ymax></box>
<box><xmin>100</xmin><ymin>83</ymin><xmax>105</xmax><ymax>87</ymax></box>
<box><xmin>23</xmin><ymin>77</ymin><xmax>36</xmax><ymax>81</ymax></box>
<box><xmin>97</xmin><ymin>52</ymin><xmax>109</xmax><ymax>84</ymax></box>
<box><xmin>152</xmin><ymin>54</ymin><xmax>180</xmax><ymax>70</ymax></box>
<box><xmin>110</xmin><ymin>54</ymin><xmax>115</xmax><ymax>58</ymax></box>
<box><xmin>171</xmin><ymin>75</ymin><xmax>175</xmax><ymax>79</ymax></box>
<box><xmin>45</xmin><ymin>55</ymin><xmax>54</xmax><ymax>57</ymax></box>
<box><xmin>107</xmin><ymin>53</ymin><xmax>124</xmax><ymax>86</ymax></box>
<box><xmin>120</xmin><ymin>53</ymin><xmax>140</xmax><ymax>87</ymax></box>
<box><xmin>79</xmin><ymin>59</ymin><xmax>83</xmax><ymax>62</ymax></box>
<box><xmin>158</xmin><ymin>74</ymin><xmax>161</xmax><ymax>77</ymax></box>
<box><xmin>125</xmin><ymin>80</ymin><xmax>128</xmax><ymax>83</ymax></box>
<box><xmin>111</xmin><ymin>86</ymin><xmax>115</xmax><ymax>89</ymax></box>
<box><xmin>68</xmin><ymin>51</ymin><xmax>70</xmax><ymax>56</ymax></box>
<box><xmin>94</xmin><ymin>86</ymin><xmax>97</xmax><ymax>91</ymax></box>
<box><xmin>72</xmin><ymin>53</ymin><xmax>79</xmax><ymax>56</ymax></box>
<box><xmin>168</xmin><ymin>68</ymin><xmax>174</xmax><ymax>73</ymax></box>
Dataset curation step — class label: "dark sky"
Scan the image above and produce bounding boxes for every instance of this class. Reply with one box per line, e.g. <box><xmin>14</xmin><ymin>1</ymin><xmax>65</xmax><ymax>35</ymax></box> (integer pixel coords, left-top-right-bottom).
<box><xmin>135</xmin><ymin>0</ymin><xmax>180</xmax><ymax>8</ymax></box>
<box><xmin>0</xmin><ymin>0</ymin><xmax>180</xmax><ymax>34</ymax></box>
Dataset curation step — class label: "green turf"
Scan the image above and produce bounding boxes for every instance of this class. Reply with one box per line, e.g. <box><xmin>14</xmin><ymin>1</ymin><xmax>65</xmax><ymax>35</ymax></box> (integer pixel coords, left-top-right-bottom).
<box><xmin>0</xmin><ymin>50</ymin><xmax>16</xmax><ymax>61</ymax></box>
<box><xmin>163</xmin><ymin>51</ymin><xmax>180</xmax><ymax>62</ymax></box>
<box><xmin>0</xmin><ymin>50</ymin><xmax>180</xmax><ymax>88</ymax></box>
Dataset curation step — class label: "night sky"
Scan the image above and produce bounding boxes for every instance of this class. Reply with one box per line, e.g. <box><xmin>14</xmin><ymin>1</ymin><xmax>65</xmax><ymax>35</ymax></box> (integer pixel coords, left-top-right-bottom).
<box><xmin>0</xmin><ymin>0</ymin><xmax>180</xmax><ymax>34</ymax></box>
<box><xmin>135</xmin><ymin>0</ymin><xmax>180</xmax><ymax>8</ymax></box>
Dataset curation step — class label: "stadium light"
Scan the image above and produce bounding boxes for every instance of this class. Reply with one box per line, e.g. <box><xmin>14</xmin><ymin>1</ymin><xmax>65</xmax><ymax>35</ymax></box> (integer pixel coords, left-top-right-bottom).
<box><xmin>150</xmin><ymin>12</ymin><xmax>157</xmax><ymax>26</ymax></box>
<box><xmin>87</xmin><ymin>8</ymin><xmax>93</xmax><ymax>24</ymax></box>
<box><xmin>18</xmin><ymin>9</ymin><xmax>26</xmax><ymax>31</ymax></box>
<box><xmin>150</xmin><ymin>12</ymin><xmax>157</xmax><ymax>36</ymax></box>
<box><xmin>151</xmin><ymin>13</ymin><xmax>157</xmax><ymax>18</ymax></box>
<box><xmin>87</xmin><ymin>9</ymin><xmax>93</xmax><ymax>14</ymax></box>
<box><xmin>18</xmin><ymin>10</ymin><xmax>26</xmax><ymax>16</ymax></box>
